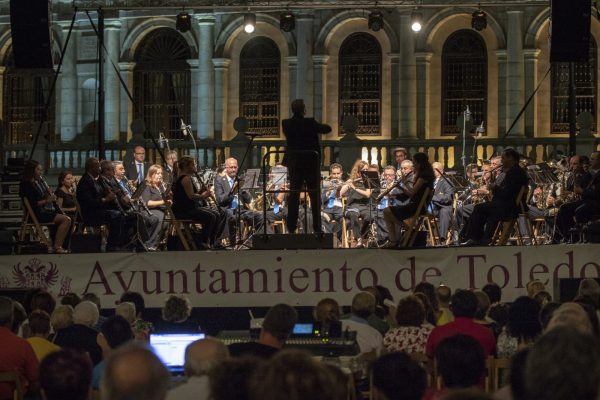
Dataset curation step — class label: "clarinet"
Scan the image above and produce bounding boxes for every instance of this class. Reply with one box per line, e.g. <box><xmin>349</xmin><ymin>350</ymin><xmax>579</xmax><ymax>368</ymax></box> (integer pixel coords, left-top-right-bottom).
<box><xmin>126</xmin><ymin>179</ymin><xmax>152</xmax><ymax>216</ymax></box>
<box><xmin>38</xmin><ymin>177</ymin><xmax>64</xmax><ymax>215</ymax></box>
<box><xmin>98</xmin><ymin>176</ymin><xmax>127</xmax><ymax>215</ymax></box>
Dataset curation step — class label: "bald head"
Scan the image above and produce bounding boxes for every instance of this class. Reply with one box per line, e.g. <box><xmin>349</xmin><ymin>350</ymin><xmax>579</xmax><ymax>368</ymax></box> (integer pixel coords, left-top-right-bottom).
<box><xmin>184</xmin><ymin>338</ymin><xmax>229</xmax><ymax>377</ymax></box>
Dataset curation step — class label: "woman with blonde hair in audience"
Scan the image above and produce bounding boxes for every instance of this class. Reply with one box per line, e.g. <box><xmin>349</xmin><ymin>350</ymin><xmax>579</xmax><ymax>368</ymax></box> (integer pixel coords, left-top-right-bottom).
<box><xmin>383</xmin><ymin>295</ymin><xmax>433</xmax><ymax>354</ymax></box>
<box><xmin>50</xmin><ymin>305</ymin><xmax>74</xmax><ymax>333</ymax></box>
<box><xmin>156</xmin><ymin>294</ymin><xmax>199</xmax><ymax>333</ymax></box>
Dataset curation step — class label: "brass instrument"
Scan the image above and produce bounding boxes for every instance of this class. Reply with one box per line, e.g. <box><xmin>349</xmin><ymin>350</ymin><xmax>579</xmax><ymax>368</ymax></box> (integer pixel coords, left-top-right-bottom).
<box><xmin>376</xmin><ymin>171</ymin><xmax>413</xmax><ymax>202</ymax></box>
<box><xmin>191</xmin><ymin>170</ymin><xmax>219</xmax><ymax>210</ymax></box>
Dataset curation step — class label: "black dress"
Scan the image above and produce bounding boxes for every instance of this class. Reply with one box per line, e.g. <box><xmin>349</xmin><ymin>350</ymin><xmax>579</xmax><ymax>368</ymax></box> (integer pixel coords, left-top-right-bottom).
<box><xmin>19</xmin><ymin>180</ymin><xmax>57</xmax><ymax>223</ymax></box>
<box><xmin>389</xmin><ymin>175</ymin><xmax>434</xmax><ymax>221</ymax></box>
<box><xmin>55</xmin><ymin>189</ymin><xmax>76</xmax><ymax>216</ymax></box>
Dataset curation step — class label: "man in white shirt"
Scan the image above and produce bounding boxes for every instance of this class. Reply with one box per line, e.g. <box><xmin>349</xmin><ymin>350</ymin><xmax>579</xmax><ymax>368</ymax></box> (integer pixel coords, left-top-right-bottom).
<box><xmin>126</xmin><ymin>146</ymin><xmax>150</xmax><ymax>183</ymax></box>
<box><xmin>341</xmin><ymin>292</ymin><xmax>383</xmax><ymax>356</ymax></box>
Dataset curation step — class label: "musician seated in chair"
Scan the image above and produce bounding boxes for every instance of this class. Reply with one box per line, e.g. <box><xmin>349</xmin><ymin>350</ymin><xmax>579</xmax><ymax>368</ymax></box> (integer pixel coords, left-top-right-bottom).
<box><xmin>20</xmin><ymin>160</ymin><xmax>72</xmax><ymax>253</ymax></box>
<box><xmin>430</xmin><ymin>162</ymin><xmax>456</xmax><ymax>243</ymax></box>
<box><xmin>76</xmin><ymin>158</ymin><xmax>128</xmax><ymax>252</ymax></box>
<box><xmin>341</xmin><ymin>160</ymin><xmax>373</xmax><ymax>248</ymax></box>
<box><xmin>172</xmin><ymin>156</ymin><xmax>226</xmax><ymax>250</ymax></box>
<box><xmin>265</xmin><ymin>166</ymin><xmax>288</xmax><ymax>232</ymax></box>
<box><xmin>141</xmin><ymin>164</ymin><xmax>171</xmax><ymax>249</ymax></box>
<box><xmin>462</xmin><ymin>148</ymin><xmax>528</xmax><ymax>246</ymax></box>
<box><xmin>321</xmin><ymin>163</ymin><xmax>345</xmax><ymax>237</ymax></box>
<box><xmin>374</xmin><ymin>165</ymin><xmax>401</xmax><ymax>243</ymax></box>
<box><xmin>382</xmin><ymin>152</ymin><xmax>434</xmax><ymax>248</ymax></box>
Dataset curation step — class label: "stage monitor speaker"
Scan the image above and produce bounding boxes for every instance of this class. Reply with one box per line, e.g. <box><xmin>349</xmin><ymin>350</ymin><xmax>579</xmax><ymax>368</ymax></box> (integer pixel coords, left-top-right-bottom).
<box><xmin>555</xmin><ymin>277</ymin><xmax>600</xmax><ymax>302</ymax></box>
<box><xmin>550</xmin><ymin>0</ymin><xmax>592</xmax><ymax>63</ymax></box>
<box><xmin>252</xmin><ymin>233</ymin><xmax>334</xmax><ymax>250</ymax></box>
<box><xmin>9</xmin><ymin>0</ymin><xmax>53</xmax><ymax>69</ymax></box>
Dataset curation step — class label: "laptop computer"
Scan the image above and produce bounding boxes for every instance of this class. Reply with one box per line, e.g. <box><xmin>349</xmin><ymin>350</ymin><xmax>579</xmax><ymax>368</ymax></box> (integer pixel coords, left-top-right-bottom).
<box><xmin>149</xmin><ymin>332</ymin><xmax>206</xmax><ymax>375</ymax></box>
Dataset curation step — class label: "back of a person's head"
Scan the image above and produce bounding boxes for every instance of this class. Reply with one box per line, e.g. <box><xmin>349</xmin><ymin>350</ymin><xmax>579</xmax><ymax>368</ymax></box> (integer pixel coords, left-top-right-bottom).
<box><xmin>40</xmin><ymin>350</ymin><xmax>92</xmax><ymax>400</ymax></box>
<box><xmin>414</xmin><ymin>282</ymin><xmax>439</xmax><ymax>311</ymax></box>
<box><xmin>73</xmin><ymin>301</ymin><xmax>99</xmax><ymax>327</ymax></box>
<box><xmin>508</xmin><ymin>348</ymin><xmax>530</xmax><ymax>400</ymax></box>
<box><xmin>450</xmin><ymin>290</ymin><xmax>479</xmax><ymax>318</ymax></box>
<box><xmin>101</xmin><ymin>343</ymin><xmax>169</xmax><ymax>400</ymax></box>
<box><xmin>184</xmin><ymin>338</ymin><xmax>229</xmax><ymax>377</ymax></box>
<box><xmin>120</xmin><ymin>291</ymin><xmax>145</xmax><ymax>318</ymax></box>
<box><xmin>115</xmin><ymin>302</ymin><xmax>136</xmax><ymax>324</ymax></box>
<box><xmin>371</xmin><ymin>352</ymin><xmax>426</xmax><ymax>400</ymax></box>
<box><xmin>435</xmin><ymin>334</ymin><xmax>485</xmax><ymax>389</ymax></box>
<box><xmin>51</xmin><ymin>305</ymin><xmax>74</xmax><ymax>330</ymax></box>
<box><xmin>395</xmin><ymin>295</ymin><xmax>426</xmax><ymax>327</ymax></box>
<box><xmin>473</xmin><ymin>291</ymin><xmax>490</xmax><ymax>320</ymax></box>
<box><xmin>30</xmin><ymin>291</ymin><xmax>57</xmax><ymax>315</ymax></box>
<box><xmin>525</xmin><ymin>326</ymin><xmax>600</xmax><ymax>400</ymax></box>
<box><xmin>578</xmin><ymin>278</ymin><xmax>600</xmax><ymax>306</ymax></box>
<box><xmin>290</xmin><ymin>99</ymin><xmax>305</xmax><ymax>116</ymax></box>
<box><xmin>29</xmin><ymin>310</ymin><xmax>52</xmax><ymax>336</ymax></box>
<box><xmin>436</xmin><ymin>285</ymin><xmax>452</xmax><ymax>306</ymax></box>
<box><xmin>539</xmin><ymin>302</ymin><xmax>560</xmax><ymax>330</ymax></box>
<box><xmin>101</xmin><ymin>315</ymin><xmax>134</xmax><ymax>349</ymax></box>
<box><xmin>507</xmin><ymin>296</ymin><xmax>541</xmax><ymax>341</ymax></box>
<box><xmin>314</xmin><ymin>298</ymin><xmax>341</xmax><ymax>322</ymax></box>
<box><xmin>351</xmin><ymin>292</ymin><xmax>376</xmax><ymax>319</ymax></box>
<box><xmin>162</xmin><ymin>295</ymin><xmax>191</xmax><ymax>323</ymax></box>
<box><xmin>0</xmin><ymin>296</ymin><xmax>13</xmax><ymax>327</ymax></box>
<box><xmin>262</xmin><ymin>304</ymin><xmax>298</xmax><ymax>341</ymax></box>
<box><xmin>81</xmin><ymin>293</ymin><xmax>101</xmax><ymax>311</ymax></box>
<box><xmin>61</xmin><ymin>292</ymin><xmax>81</xmax><ymax>308</ymax></box>
<box><xmin>210</xmin><ymin>356</ymin><xmax>264</xmax><ymax>400</ymax></box>
<box><xmin>482</xmin><ymin>283</ymin><xmax>501</xmax><ymax>304</ymax></box>
<box><xmin>250</xmin><ymin>349</ymin><xmax>337</xmax><ymax>400</ymax></box>
<box><xmin>546</xmin><ymin>302</ymin><xmax>593</xmax><ymax>334</ymax></box>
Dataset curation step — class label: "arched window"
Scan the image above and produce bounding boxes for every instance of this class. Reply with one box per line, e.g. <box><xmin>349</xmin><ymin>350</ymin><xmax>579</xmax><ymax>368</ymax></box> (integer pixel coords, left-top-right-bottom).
<box><xmin>442</xmin><ymin>30</ymin><xmax>487</xmax><ymax>136</ymax></box>
<box><xmin>134</xmin><ymin>28</ymin><xmax>191</xmax><ymax>140</ymax></box>
<box><xmin>239</xmin><ymin>37</ymin><xmax>280</xmax><ymax>137</ymax></box>
<box><xmin>3</xmin><ymin>51</ymin><xmax>56</xmax><ymax>145</ymax></box>
<box><xmin>339</xmin><ymin>32</ymin><xmax>382</xmax><ymax>136</ymax></box>
<box><xmin>551</xmin><ymin>38</ymin><xmax>597</xmax><ymax>134</ymax></box>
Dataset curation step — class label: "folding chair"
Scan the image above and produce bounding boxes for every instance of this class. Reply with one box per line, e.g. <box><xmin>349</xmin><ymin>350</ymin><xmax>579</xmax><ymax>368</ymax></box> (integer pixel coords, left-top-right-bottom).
<box><xmin>0</xmin><ymin>371</ymin><xmax>24</xmax><ymax>400</ymax></box>
<box><xmin>399</xmin><ymin>187</ymin><xmax>432</xmax><ymax>247</ymax></box>
<box><xmin>18</xmin><ymin>198</ymin><xmax>52</xmax><ymax>247</ymax></box>
<box><xmin>164</xmin><ymin>202</ymin><xmax>197</xmax><ymax>251</ymax></box>
<box><xmin>490</xmin><ymin>186</ymin><xmax>527</xmax><ymax>246</ymax></box>
<box><xmin>493</xmin><ymin>357</ymin><xmax>511</xmax><ymax>392</ymax></box>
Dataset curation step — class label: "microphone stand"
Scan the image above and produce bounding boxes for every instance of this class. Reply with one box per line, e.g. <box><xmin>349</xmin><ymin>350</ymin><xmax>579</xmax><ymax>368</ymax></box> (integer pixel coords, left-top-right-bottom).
<box><xmin>181</xmin><ymin>120</ymin><xmax>199</xmax><ymax>167</ymax></box>
<box><xmin>461</xmin><ymin>106</ymin><xmax>471</xmax><ymax>179</ymax></box>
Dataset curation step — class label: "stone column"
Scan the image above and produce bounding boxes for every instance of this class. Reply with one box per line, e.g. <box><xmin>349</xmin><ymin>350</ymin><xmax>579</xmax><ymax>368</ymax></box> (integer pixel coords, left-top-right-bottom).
<box><xmin>312</xmin><ymin>55</ymin><xmax>329</xmax><ymax>123</ymax></box>
<box><xmin>286</xmin><ymin>56</ymin><xmax>298</xmax><ymax>114</ymax></box>
<box><xmin>496</xmin><ymin>50</ymin><xmax>508</xmax><ymax>136</ymax></box>
<box><xmin>104</xmin><ymin>20</ymin><xmax>121</xmax><ymax>142</ymax></box>
<box><xmin>59</xmin><ymin>21</ymin><xmax>78</xmax><ymax>142</ymax></box>
<box><xmin>196</xmin><ymin>14</ymin><xmax>215</xmax><ymax>140</ymax></box>
<box><xmin>398</xmin><ymin>14</ymin><xmax>418</xmax><ymax>138</ymax></box>
<box><xmin>296</xmin><ymin>13</ymin><xmax>314</xmax><ymax>114</ymax></box>
<box><xmin>213</xmin><ymin>58</ymin><xmax>231</xmax><ymax>141</ymax></box>
<box><xmin>416</xmin><ymin>52</ymin><xmax>433</xmax><ymax>139</ymax></box>
<box><xmin>524</xmin><ymin>49</ymin><xmax>541</xmax><ymax>137</ymax></box>
<box><xmin>189</xmin><ymin>59</ymin><xmax>200</xmax><ymax>135</ymax></box>
<box><xmin>119</xmin><ymin>62</ymin><xmax>135</xmax><ymax>139</ymax></box>
<box><xmin>506</xmin><ymin>11</ymin><xmax>525</xmax><ymax>136</ymax></box>
<box><xmin>389</xmin><ymin>53</ymin><xmax>399</xmax><ymax>139</ymax></box>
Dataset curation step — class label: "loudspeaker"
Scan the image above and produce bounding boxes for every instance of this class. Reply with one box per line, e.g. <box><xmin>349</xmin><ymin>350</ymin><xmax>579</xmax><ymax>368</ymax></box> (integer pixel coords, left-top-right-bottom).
<box><xmin>252</xmin><ymin>233</ymin><xmax>334</xmax><ymax>250</ymax></box>
<box><xmin>550</xmin><ymin>0</ymin><xmax>592</xmax><ymax>63</ymax></box>
<box><xmin>9</xmin><ymin>0</ymin><xmax>53</xmax><ymax>69</ymax></box>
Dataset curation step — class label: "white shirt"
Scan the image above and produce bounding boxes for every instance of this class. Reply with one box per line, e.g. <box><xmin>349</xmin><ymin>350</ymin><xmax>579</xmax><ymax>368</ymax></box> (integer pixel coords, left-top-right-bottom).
<box><xmin>341</xmin><ymin>318</ymin><xmax>383</xmax><ymax>355</ymax></box>
<box><xmin>166</xmin><ymin>375</ymin><xmax>210</xmax><ymax>400</ymax></box>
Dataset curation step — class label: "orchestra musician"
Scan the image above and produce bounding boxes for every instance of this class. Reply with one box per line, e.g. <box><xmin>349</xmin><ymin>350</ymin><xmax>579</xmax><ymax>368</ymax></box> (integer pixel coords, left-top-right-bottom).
<box><xmin>382</xmin><ymin>152</ymin><xmax>435</xmax><ymax>248</ymax></box>
<box><xmin>55</xmin><ymin>170</ymin><xmax>77</xmax><ymax>217</ymax></box>
<box><xmin>141</xmin><ymin>165</ymin><xmax>171</xmax><ymax>250</ymax></box>
<box><xmin>125</xmin><ymin>146</ymin><xmax>150</xmax><ymax>185</ymax></box>
<box><xmin>172</xmin><ymin>156</ymin><xmax>226</xmax><ymax>249</ymax></box>
<box><xmin>393</xmin><ymin>147</ymin><xmax>409</xmax><ymax>171</ymax></box>
<box><xmin>163</xmin><ymin>150</ymin><xmax>178</xmax><ymax>187</ymax></box>
<box><xmin>375</xmin><ymin>165</ymin><xmax>401</xmax><ymax>243</ymax></box>
<box><xmin>19</xmin><ymin>160</ymin><xmax>72</xmax><ymax>253</ymax></box>
<box><xmin>321</xmin><ymin>163</ymin><xmax>345</xmax><ymax>236</ymax></box>
<box><xmin>340</xmin><ymin>160</ymin><xmax>372</xmax><ymax>248</ymax></box>
<box><xmin>76</xmin><ymin>158</ymin><xmax>127</xmax><ymax>252</ymax></box>
<box><xmin>213</xmin><ymin>157</ymin><xmax>266</xmax><ymax>245</ymax></box>
<box><xmin>430</xmin><ymin>162</ymin><xmax>455</xmax><ymax>242</ymax></box>
<box><xmin>264</xmin><ymin>164</ymin><xmax>288</xmax><ymax>231</ymax></box>
<box><xmin>461</xmin><ymin>148</ymin><xmax>528</xmax><ymax>246</ymax></box>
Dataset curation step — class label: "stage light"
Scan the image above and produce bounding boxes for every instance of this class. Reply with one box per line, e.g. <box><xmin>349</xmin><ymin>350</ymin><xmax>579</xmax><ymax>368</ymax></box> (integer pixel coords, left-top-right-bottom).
<box><xmin>176</xmin><ymin>12</ymin><xmax>191</xmax><ymax>33</ymax></box>
<box><xmin>368</xmin><ymin>11</ymin><xmax>384</xmax><ymax>32</ymax></box>
<box><xmin>471</xmin><ymin>10</ymin><xmax>487</xmax><ymax>31</ymax></box>
<box><xmin>411</xmin><ymin>11</ymin><xmax>422</xmax><ymax>32</ymax></box>
<box><xmin>280</xmin><ymin>12</ymin><xmax>295</xmax><ymax>32</ymax></box>
<box><xmin>244</xmin><ymin>13</ymin><xmax>256</xmax><ymax>33</ymax></box>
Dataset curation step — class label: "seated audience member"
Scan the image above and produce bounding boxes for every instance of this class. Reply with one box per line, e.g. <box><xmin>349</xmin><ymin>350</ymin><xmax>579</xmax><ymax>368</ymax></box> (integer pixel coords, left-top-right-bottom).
<box><xmin>414</xmin><ymin>293</ymin><xmax>436</xmax><ymax>328</ymax></box>
<box><xmin>50</xmin><ymin>305</ymin><xmax>74</xmax><ymax>333</ymax></box>
<box><xmin>39</xmin><ymin>350</ymin><xmax>92</xmax><ymax>400</ymax></box>
<box><xmin>228</xmin><ymin>304</ymin><xmax>297</xmax><ymax>359</ymax></box>
<box><xmin>81</xmin><ymin>292</ymin><xmax>106</xmax><ymax>331</ymax></box>
<box><xmin>101</xmin><ymin>343</ymin><xmax>170</xmax><ymax>400</ymax></box>
<box><xmin>210</xmin><ymin>356</ymin><xmax>264</xmax><ymax>400</ymax></box>
<box><xmin>119</xmin><ymin>291</ymin><xmax>153</xmax><ymax>341</ymax></box>
<box><xmin>155</xmin><ymin>295</ymin><xmax>199</xmax><ymax>333</ymax></box>
<box><xmin>341</xmin><ymin>292</ymin><xmax>383</xmax><ymax>355</ymax></box>
<box><xmin>92</xmin><ymin>315</ymin><xmax>135</xmax><ymax>390</ymax></box>
<box><xmin>482</xmin><ymin>283</ymin><xmax>502</xmax><ymax>306</ymax></box>
<box><xmin>11</xmin><ymin>301</ymin><xmax>27</xmax><ymax>336</ymax></box>
<box><xmin>364</xmin><ymin>286</ymin><xmax>393</xmax><ymax>334</ymax></box>
<box><xmin>435</xmin><ymin>284</ymin><xmax>454</xmax><ymax>326</ymax></box>
<box><xmin>474</xmin><ymin>291</ymin><xmax>501</xmax><ymax>337</ymax></box>
<box><xmin>61</xmin><ymin>292</ymin><xmax>81</xmax><ymax>308</ymax></box>
<box><xmin>525</xmin><ymin>327</ymin><xmax>600</xmax><ymax>400</ymax></box>
<box><xmin>545</xmin><ymin>302</ymin><xmax>594</xmax><ymax>334</ymax></box>
<box><xmin>371</xmin><ymin>352</ymin><xmax>427</xmax><ymax>400</ymax></box>
<box><xmin>426</xmin><ymin>289</ymin><xmax>496</xmax><ymax>358</ymax></box>
<box><xmin>525</xmin><ymin>279</ymin><xmax>545</xmax><ymax>298</ymax></box>
<box><xmin>26</xmin><ymin>310</ymin><xmax>61</xmax><ymax>361</ymax></box>
<box><xmin>115</xmin><ymin>302</ymin><xmax>136</xmax><ymax>325</ymax></box>
<box><xmin>533</xmin><ymin>290</ymin><xmax>552</xmax><ymax>306</ymax></box>
<box><xmin>167</xmin><ymin>338</ymin><xmax>229</xmax><ymax>400</ymax></box>
<box><xmin>573</xmin><ymin>297</ymin><xmax>600</xmax><ymax>336</ymax></box>
<box><xmin>53</xmin><ymin>301</ymin><xmax>103</xmax><ymax>365</ymax></box>
<box><xmin>578</xmin><ymin>278</ymin><xmax>600</xmax><ymax>309</ymax></box>
<box><xmin>496</xmin><ymin>296</ymin><xmax>541</xmax><ymax>358</ymax></box>
<box><xmin>383</xmin><ymin>295</ymin><xmax>432</xmax><ymax>354</ymax></box>
<box><xmin>250</xmin><ymin>350</ymin><xmax>339</xmax><ymax>400</ymax></box>
<box><xmin>30</xmin><ymin>291</ymin><xmax>57</xmax><ymax>316</ymax></box>
<box><xmin>414</xmin><ymin>282</ymin><xmax>441</xmax><ymax>325</ymax></box>
<box><xmin>313</xmin><ymin>298</ymin><xmax>343</xmax><ymax>337</ymax></box>
<box><xmin>0</xmin><ymin>297</ymin><xmax>39</xmax><ymax>400</ymax></box>
<box><xmin>424</xmin><ymin>335</ymin><xmax>486</xmax><ymax>400</ymax></box>
<box><xmin>539</xmin><ymin>302</ymin><xmax>560</xmax><ymax>331</ymax></box>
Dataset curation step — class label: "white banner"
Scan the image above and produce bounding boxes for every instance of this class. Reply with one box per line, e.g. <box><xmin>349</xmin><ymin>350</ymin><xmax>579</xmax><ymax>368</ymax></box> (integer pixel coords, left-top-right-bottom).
<box><xmin>1</xmin><ymin>245</ymin><xmax>600</xmax><ymax>307</ymax></box>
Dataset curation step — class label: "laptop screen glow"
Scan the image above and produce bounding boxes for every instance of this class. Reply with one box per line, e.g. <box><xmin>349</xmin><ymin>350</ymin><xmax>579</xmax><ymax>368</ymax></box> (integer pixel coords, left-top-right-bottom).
<box><xmin>150</xmin><ymin>333</ymin><xmax>206</xmax><ymax>369</ymax></box>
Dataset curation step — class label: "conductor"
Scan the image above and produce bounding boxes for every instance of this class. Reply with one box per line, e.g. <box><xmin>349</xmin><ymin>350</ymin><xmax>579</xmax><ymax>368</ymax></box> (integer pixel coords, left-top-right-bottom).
<box><xmin>282</xmin><ymin>99</ymin><xmax>332</xmax><ymax>233</ymax></box>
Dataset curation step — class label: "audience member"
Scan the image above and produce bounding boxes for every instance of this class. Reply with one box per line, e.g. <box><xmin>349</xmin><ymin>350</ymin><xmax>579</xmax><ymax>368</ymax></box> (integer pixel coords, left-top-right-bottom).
<box><xmin>414</xmin><ymin>282</ymin><xmax>441</xmax><ymax>325</ymax></box>
<box><xmin>0</xmin><ymin>296</ymin><xmax>39</xmax><ymax>400</ymax></box>
<box><xmin>578</xmin><ymin>278</ymin><xmax>600</xmax><ymax>309</ymax></box>
<box><xmin>229</xmin><ymin>303</ymin><xmax>297</xmax><ymax>359</ymax></box>
<box><xmin>496</xmin><ymin>296</ymin><xmax>541</xmax><ymax>358</ymax></box>
<box><xmin>53</xmin><ymin>301</ymin><xmax>103</xmax><ymax>365</ymax></box>
<box><xmin>383</xmin><ymin>295</ymin><xmax>432</xmax><ymax>354</ymax></box>
<box><xmin>435</xmin><ymin>285</ymin><xmax>454</xmax><ymax>326</ymax></box>
<box><xmin>414</xmin><ymin>293</ymin><xmax>436</xmax><ymax>328</ymax></box>
<box><xmin>525</xmin><ymin>326</ymin><xmax>600</xmax><ymax>400</ymax></box>
<box><xmin>81</xmin><ymin>293</ymin><xmax>106</xmax><ymax>331</ymax></box>
<box><xmin>538</xmin><ymin>302</ymin><xmax>560</xmax><ymax>331</ymax></box>
<box><xmin>50</xmin><ymin>305</ymin><xmax>74</xmax><ymax>332</ymax></box>
<box><xmin>363</xmin><ymin>286</ymin><xmax>392</xmax><ymax>334</ymax></box>
<box><xmin>61</xmin><ymin>292</ymin><xmax>81</xmax><ymax>308</ymax></box>
<box><xmin>101</xmin><ymin>343</ymin><xmax>169</xmax><ymax>400</ymax></box>
<box><xmin>546</xmin><ymin>302</ymin><xmax>593</xmax><ymax>334</ymax></box>
<box><xmin>26</xmin><ymin>310</ymin><xmax>61</xmax><ymax>361</ymax></box>
<box><xmin>532</xmin><ymin>291</ymin><xmax>552</xmax><ymax>306</ymax></box>
<box><xmin>371</xmin><ymin>352</ymin><xmax>426</xmax><ymax>400</ymax></box>
<box><xmin>115</xmin><ymin>302</ymin><xmax>136</xmax><ymax>324</ymax></box>
<box><xmin>39</xmin><ymin>350</ymin><xmax>92</xmax><ymax>400</ymax></box>
<box><xmin>525</xmin><ymin>280</ymin><xmax>545</xmax><ymax>298</ymax></box>
<box><xmin>30</xmin><ymin>291</ymin><xmax>57</xmax><ymax>316</ymax></box>
<box><xmin>210</xmin><ymin>356</ymin><xmax>264</xmax><ymax>400</ymax></box>
<box><xmin>426</xmin><ymin>289</ymin><xmax>495</xmax><ymax>357</ymax></box>
<box><xmin>313</xmin><ymin>298</ymin><xmax>343</xmax><ymax>338</ymax></box>
<box><xmin>341</xmin><ymin>292</ymin><xmax>383</xmax><ymax>355</ymax></box>
<box><xmin>156</xmin><ymin>295</ymin><xmax>199</xmax><ymax>333</ymax></box>
<box><xmin>573</xmin><ymin>296</ymin><xmax>600</xmax><ymax>336</ymax></box>
<box><xmin>92</xmin><ymin>315</ymin><xmax>135</xmax><ymax>390</ymax></box>
<box><xmin>167</xmin><ymin>338</ymin><xmax>229</xmax><ymax>400</ymax></box>
<box><xmin>482</xmin><ymin>283</ymin><xmax>502</xmax><ymax>305</ymax></box>
<box><xmin>11</xmin><ymin>301</ymin><xmax>28</xmax><ymax>336</ymax></box>
<box><xmin>23</xmin><ymin>288</ymin><xmax>44</xmax><ymax>315</ymax></box>
<box><xmin>119</xmin><ymin>291</ymin><xmax>153</xmax><ymax>340</ymax></box>
<box><xmin>474</xmin><ymin>291</ymin><xmax>499</xmax><ymax>336</ymax></box>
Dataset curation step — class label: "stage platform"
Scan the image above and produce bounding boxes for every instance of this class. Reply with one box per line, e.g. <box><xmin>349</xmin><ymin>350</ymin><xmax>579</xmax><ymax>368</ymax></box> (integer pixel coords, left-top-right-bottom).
<box><xmin>2</xmin><ymin>244</ymin><xmax>600</xmax><ymax>309</ymax></box>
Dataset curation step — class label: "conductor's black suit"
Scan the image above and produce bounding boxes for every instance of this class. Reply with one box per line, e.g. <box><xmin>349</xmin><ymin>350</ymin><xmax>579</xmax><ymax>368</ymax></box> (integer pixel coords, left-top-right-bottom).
<box><xmin>282</xmin><ymin>115</ymin><xmax>331</xmax><ymax>233</ymax></box>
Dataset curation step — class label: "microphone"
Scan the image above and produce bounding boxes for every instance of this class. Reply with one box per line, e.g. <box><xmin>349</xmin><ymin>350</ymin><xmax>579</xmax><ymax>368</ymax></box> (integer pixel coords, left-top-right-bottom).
<box><xmin>158</xmin><ymin>132</ymin><xmax>165</xmax><ymax>149</ymax></box>
<box><xmin>180</xmin><ymin>119</ymin><xmax>188</xmax><ymax>136</ymax></box>
<box><xmin>465</xmin><ymin>105</ymin><xmax>471</xmax><ymax>122</ymax></box>
<box><xmin>476</xmin><ymin>121</ymin><xmax>485</xmax><ymax>137</ymax></box>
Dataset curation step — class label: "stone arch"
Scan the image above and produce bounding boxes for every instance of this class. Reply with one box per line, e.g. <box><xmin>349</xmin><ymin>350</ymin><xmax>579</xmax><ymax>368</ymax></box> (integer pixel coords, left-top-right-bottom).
<box><xmin>314</xmin><ymin>9</ymin><xmax>398</xmax><ymax>54</ymax></box>
<box><xmin>418</xmin><ymin>10</ymin><xmax>502</xmax><ymax>138</ymax></box>
<box><xmin>215</xmin><ymin>13</ymin><xmax>296</xmax><ymax>58</ymax></box>
<box><xmin>121</xmin><ymin>17</ymin><xmax>198</xmax><ymax>62</ymax></box>
<box><xmin>525</xmin><ymin>8</ymin><xmax>550</xmax><ymax>48</ymax></box>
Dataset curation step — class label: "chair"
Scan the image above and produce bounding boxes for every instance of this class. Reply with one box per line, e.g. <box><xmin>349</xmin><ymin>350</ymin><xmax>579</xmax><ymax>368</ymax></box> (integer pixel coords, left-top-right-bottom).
<box><xmin>272</xmin><ymin>219</ymin><xmax>286</xmax><ymax>234</ymax></box>
<box><xmin>164</xmin><ymin>202</ymin><xmax>197</xmax><ymax>251</ymax></box>
<box><xmin>490</xmin><ymin>186</ymin><xmax>527</xmax><ymax>246</ymax></box>
<box><xmin>0</xmin><ymin>371</ymin><xmax>24</xmax><ymax>400</ymax></box>
<box><xmin>493</xmin><ymin>357</ymin><xmax>512</xmax><ymax>392</ymax></box>
<box><xmin>18</xmin><ymin>197</ymin><xmax>52</xmax><ymax>248</ymax></box>
<box><xmin>484</xmin><ymin>356</ymin><xmax>495</xmax><ymax>393</ymax></box>
<box><xmin>408</xmin><ymin>352</ymin><xmax>435</xmax><ymax>388</ymax></box>
<box><xmin>399</xmin><ymin>187</ymin><xmax>432</xmax><ymax>247</ymax></box>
